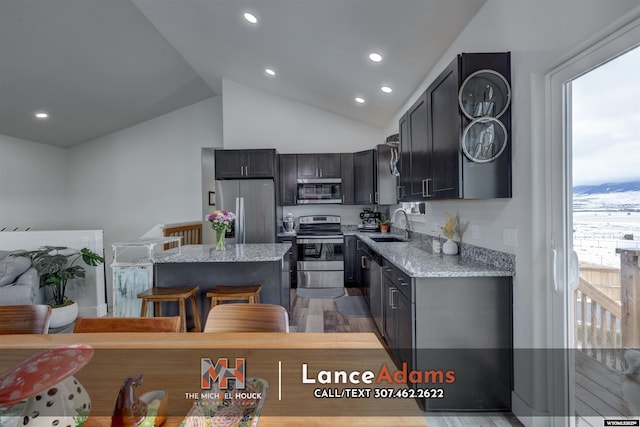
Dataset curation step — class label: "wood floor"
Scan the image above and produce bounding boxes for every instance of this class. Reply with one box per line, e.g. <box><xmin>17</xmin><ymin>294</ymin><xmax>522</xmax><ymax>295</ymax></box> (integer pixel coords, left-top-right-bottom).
<box><xmin>290</xmin><ymin>287</ymin><xmax>524</xmax><ymax>427</ymax></box>
<box><xmin>575</xmin><ymin>351</ymin><xmax>634</xmax><ymax>426</ymax></box>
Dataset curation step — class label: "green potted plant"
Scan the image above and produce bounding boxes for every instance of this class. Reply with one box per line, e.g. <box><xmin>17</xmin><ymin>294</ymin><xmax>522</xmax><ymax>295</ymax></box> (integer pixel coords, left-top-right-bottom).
<box><xmin>16</xmin><ymin>246</ymin><xmax>104</xmax><ymax>327</ymax></box>
<box><xmin>378</xmin><ymin>219</ymin><xmax>391</xmax><ymax>233</ymax></box>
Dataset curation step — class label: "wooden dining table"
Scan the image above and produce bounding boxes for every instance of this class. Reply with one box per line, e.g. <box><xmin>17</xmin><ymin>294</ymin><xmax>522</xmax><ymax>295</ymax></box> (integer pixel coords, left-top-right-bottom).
<box><xmin>0</xmin><ymin>332</ymin><xmax>428</xmax><ymax>427</ymax></box>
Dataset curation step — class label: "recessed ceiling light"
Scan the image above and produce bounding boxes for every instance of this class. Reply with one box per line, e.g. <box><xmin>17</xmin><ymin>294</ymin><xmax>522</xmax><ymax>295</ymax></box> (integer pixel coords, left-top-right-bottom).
<box><xmin>355</xmin><ymin>97</ymin><xmax>365</xmax><ymax>104</ymax></box>
<box><xmin>243</xmin><ymin>12</ymin><xmax>258</xmax><ymax>24</ymax></box>
<box><xmin>34</xmin><ymin>111</ymin><xmax>49</xmax><ymax>119</ymax></box>
<box><xmin>265</xmin><ymin>68</ymin><xmax>276</xmax><ymax>76</ymax></box>
<box><xmin>369</xmin><ymin>52</ymin><xmax>383</xmax><ymax>63</ymax></box>
<box><xmin>381</xmin><ymin>86</ymin><xmax>393</xmax><ymax>94</ymax></box>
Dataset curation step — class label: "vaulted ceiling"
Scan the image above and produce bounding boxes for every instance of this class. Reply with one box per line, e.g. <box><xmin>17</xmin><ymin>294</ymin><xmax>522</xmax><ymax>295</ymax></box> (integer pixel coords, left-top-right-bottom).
<box><xmin>0</xmin><ymin>0</ymin><xmax>485</xmax><ymax>148</ymax></box>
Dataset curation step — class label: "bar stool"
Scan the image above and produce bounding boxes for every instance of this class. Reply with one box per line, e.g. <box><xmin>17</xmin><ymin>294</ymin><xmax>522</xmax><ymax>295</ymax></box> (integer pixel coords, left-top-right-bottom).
<box><xmin>137</xmin><ymin>286</ymin><xmax>202</xmax><ymax>332</ymax></box>
<box><xmin>206</xmin><ymin>284</ymin><xmax>262</xmax><ymax>307</ymax></box>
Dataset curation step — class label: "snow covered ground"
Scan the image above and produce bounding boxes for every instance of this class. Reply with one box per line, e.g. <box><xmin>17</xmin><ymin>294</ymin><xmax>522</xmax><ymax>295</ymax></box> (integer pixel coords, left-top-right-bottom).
<box><xmin>573</xmin><ymin>191</ymin><xmax>640</xmax><ymax>268</ymax></box>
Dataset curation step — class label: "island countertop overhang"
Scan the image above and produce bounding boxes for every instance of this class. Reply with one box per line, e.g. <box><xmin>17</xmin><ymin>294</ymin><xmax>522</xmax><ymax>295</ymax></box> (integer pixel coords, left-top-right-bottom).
<box><xmin>151</xmin><ymin>243</ymin><xmax>291</xmax><ymax>263</ymax></box>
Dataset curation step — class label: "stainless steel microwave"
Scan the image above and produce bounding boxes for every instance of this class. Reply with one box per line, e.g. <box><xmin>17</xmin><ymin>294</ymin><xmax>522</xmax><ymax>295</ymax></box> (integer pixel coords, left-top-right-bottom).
<box><xmin>296</xmin><ymin>178</ymin><xmax>342</xmax><ymax>204</ymax></box>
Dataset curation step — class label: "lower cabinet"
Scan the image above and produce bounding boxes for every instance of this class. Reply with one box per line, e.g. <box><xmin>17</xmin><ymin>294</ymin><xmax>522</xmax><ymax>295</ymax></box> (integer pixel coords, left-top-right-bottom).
<box><xmin>382</xmin><ymin>259</ymin><xmax>413</xmax><ymax>369</ymax></box>
<box><xmin>373</xmin><ymin>243</ymin><xmax>512</xmax><ymax>412</ymax></box>
<box><xmin>277</xmin><ymin>236</ymin><xmax>297</xmax><ymax>287</ymax></box>
<box><xmin>413</xmin><ymin>276</ymin><xmax>512</xmax><ymax>411</ymax></box>
<box><xmin>344</xmin><ymin>235</ymin><xmax>359</xmax><ymax>286</ymax></box>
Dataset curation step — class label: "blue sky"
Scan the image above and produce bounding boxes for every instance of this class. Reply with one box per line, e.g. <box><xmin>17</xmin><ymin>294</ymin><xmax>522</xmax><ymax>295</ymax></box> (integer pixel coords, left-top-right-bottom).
<box><xmin>571</xmin><ymin>45</ymin><xmax>640</xmax><ymax>186</ymax></box>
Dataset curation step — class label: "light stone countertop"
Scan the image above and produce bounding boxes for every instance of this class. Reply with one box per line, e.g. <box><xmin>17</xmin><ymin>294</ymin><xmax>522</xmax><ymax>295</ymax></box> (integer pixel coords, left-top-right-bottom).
<box><xmin>350</xmin><ymin>231</ymin><xmax>514</xmax><ymax>278</ymax></box>
<box><xmin>151</xmin><ymin>243</ymin><xmax>291</xmax><ymax>263</ymax></box>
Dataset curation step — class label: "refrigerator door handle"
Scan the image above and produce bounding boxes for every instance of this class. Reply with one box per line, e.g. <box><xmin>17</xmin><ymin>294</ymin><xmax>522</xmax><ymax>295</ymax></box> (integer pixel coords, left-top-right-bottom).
<box><xmin>236</xmin><ymin>197</ymin><xmax>246</xmax><ymax>243</ymax></box>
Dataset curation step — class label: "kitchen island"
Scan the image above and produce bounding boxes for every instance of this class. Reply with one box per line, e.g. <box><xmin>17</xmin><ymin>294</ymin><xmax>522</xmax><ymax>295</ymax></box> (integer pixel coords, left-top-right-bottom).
<box><xmin>152</xmin><ymin>243</ymin><xmax>292</xmax><ymax>323</ymax></box>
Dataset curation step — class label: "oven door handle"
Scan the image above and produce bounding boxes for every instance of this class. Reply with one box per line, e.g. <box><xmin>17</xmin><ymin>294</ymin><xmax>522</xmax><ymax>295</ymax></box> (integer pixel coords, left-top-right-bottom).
<box><xmin>297</xmin><ymin>238</ymin><xmax>344</xmax><ymax>244</ymax></box>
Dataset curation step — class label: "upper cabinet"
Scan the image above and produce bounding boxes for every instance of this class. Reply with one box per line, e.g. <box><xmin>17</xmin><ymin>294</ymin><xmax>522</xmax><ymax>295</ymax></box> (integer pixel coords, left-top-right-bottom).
<box><xmin>398</xmin><ymin>52</ymin><xmax>512</xmax><ymax>201</ymax></box>
<box><xmin>354</xmin><ymin>149</ymin><xmax>376</xmax><ymax>205</ymax></box>
<box><xmin>278</xmin><ymin>154</ymin><xmax>297</xmax><ymax>206</ymax></box>
<box><xmin>340</xmin><ymin>153</ymin><xmax>355</xmax><ymax>205</ymax></box>
<box><xmin>215</xmin><ymin>149</ymin><xmax>277</xmax><ymax>179</ymax></box>
<box><xmin>297</xmin><ymin>153</ymin><xmax>341</xmax><ymax>179</ymax></box>
<box><xmin>398</xmin><ymin>93</ymin><xmax>428</xmax><ymax>201</ymax></box>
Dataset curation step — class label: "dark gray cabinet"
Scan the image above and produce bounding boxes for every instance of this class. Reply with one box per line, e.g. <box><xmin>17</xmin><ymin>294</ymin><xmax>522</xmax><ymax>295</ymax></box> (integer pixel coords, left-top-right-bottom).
<box><xmin>277</xmin><ymin>235</ymin><xmax>297</xmax><ymax>287</ymax></box>
<box><xmin>297</xmin><ymin>153</ymin><xmax>341</xmax><ymax>179</ymax></box>
<box><xmin>344</xmin><ymin>235</ymin><xmax>359</xmax><ymax>285</ymax></box>
<box><xmin>215</xmin><ymin>149</ymin><xmax>277</xmax><ymax>179</ymax></box>
<box><xmin>428</xmin><ymin>58</ymin><xmax>460</xmax><ymax>199</ymax></box>
<box><xmin>398</xmin><ymin>52</ymin><xmax>511</xmax><ymax>201</ymax></box>
<box><xmin>398</xmin><ymin>93</ymin><xmax>428</xmax><ymax>201</ymax></box>
<box><xmin>340</xmin><ymin>153</ymin><xmax>354</xmax><ymax>205</ymax></box>
<box><xmin>382</xmin><ymin>259</ymin><xmax>413</xmax><ymax>368</ymax></box>
<box><xmin>354</xmin><ymin>149</ymin><xmax>376</xmax><ymax>205</ymax></box>
<box><xmin>278</xmin><ymin>154</ymin><xmax>297</xmax><ymax>206</ymax></box>
<box><xmin>414</xmin><ymin>276</ymin><xmax>512</xmax><ymax>411</ymax></box>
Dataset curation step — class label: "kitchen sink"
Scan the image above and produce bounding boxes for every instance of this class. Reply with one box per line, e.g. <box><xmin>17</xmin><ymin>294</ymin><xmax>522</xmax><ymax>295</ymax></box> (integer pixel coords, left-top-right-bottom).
<box><xmin>370</xmin><ymin>236</ymin><xmax>405</xmax><ymax>243</ymax></box>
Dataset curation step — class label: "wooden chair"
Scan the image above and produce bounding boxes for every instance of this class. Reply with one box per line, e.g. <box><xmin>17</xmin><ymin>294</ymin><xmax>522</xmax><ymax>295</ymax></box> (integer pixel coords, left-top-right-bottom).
<box><xmin>73</xmin><ymin>316</ymin><xmax>181</xmax><ymax>333</ymax></box>
<box><xmin>137</xmin><ymin>286</ymin><xmax>201</xmax><ymax>332</ymax></box>
<box><xmin>0</xmin><ymin>304</ymin><xmax>52</xmax><ymax>334</ymax></box>
<box><xmin>206</xmin><ymin>284</ymin><xmax>262</xmax><ymax>306</ymax></box>
<box><xmin>204</xmin><ymin>303</ymin><xmax>289</xmax><ymax>333</ymax></box>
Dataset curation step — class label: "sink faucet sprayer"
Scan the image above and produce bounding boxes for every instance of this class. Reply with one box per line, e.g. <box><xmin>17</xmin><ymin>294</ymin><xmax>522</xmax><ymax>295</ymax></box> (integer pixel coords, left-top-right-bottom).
<box><xmin>391</xmin><ymin>208</ymin><xmax>411</xmax><ymax>239</ymax></box>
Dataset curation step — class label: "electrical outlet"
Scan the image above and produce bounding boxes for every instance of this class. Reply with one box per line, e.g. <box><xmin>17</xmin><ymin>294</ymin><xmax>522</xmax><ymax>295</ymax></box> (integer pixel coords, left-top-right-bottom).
<box><xmin>503</xmin><ymin>228</ymin><xmax>518</xmax><ymax>247</ymax></box>
<box><xmin>470</xmin><ymin>224</ymin><xmax>480</xmax><ymax>239</ymax></box>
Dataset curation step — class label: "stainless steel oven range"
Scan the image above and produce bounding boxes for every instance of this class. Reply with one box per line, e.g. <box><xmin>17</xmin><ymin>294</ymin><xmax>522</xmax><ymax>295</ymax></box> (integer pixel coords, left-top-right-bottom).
<box><xmin>296</xmin><ymin>215</ymin><xmax>344</xmax><ymax>288</ymax></box>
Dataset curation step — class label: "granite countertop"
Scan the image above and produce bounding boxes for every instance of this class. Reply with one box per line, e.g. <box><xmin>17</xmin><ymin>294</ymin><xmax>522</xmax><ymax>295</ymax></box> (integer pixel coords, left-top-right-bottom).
<box><xmin>151</xmin><ymin>243</ymin><xmax>291</xmax><ymax>263</ymax></box>
<box><xmin>348</xmin><ymin>231</ymin><xmax>514</xmax><ymax>278</ymax></box>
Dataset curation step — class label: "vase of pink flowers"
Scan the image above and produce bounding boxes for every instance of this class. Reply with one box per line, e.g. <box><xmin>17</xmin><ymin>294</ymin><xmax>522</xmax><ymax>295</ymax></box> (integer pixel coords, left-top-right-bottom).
<box><xmin>206</xmin><ymin>210</ymin><xmax>236</xmax><ymax>251</ymax></box>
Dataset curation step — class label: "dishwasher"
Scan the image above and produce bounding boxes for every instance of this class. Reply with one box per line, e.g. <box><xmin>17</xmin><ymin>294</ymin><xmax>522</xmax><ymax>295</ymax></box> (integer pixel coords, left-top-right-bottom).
<box><xmin>362</xmin><ymin>244</ymin><xmax>383</xmax><ymax>333</ymax></box>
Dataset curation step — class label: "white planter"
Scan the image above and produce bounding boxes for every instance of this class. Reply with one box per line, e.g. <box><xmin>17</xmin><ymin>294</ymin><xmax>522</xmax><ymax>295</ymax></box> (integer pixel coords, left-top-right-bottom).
<box><xmin>442</xmin><ymin>239</ymin><xmax>458</xmax><ymax>255</ymax></box>
<box><xmin>49</xmin><ymin>301</ymin><xmax>79</xmax><ymax>328</ymax></box>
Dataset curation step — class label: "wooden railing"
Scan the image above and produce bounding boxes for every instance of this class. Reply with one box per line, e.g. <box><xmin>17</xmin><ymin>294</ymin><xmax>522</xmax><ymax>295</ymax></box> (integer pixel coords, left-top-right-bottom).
<box><xmin>574</xmin><ymin>277</ymin><xmax>622</xmax><ymax>370</ymax></box>
<box><xmin>162</xmin><ymin>221</ymin><xmax>202</xmax><ymax>250</ymax></box>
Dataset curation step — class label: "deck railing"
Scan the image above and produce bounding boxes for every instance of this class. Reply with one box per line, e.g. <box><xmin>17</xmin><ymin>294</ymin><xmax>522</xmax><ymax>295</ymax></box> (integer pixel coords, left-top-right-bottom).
<box><xmin>574</xmin><ymin>277</ymin><xmax>622</xmax><ymax>370</ymax></box>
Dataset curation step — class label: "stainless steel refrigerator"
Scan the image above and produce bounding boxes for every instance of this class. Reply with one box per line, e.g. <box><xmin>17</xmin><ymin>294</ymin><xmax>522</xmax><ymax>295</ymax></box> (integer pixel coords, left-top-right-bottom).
<box><xmin>214</xmin><ymin>179</ymin><xmax>276</xmax><ymax>244</ymax></box>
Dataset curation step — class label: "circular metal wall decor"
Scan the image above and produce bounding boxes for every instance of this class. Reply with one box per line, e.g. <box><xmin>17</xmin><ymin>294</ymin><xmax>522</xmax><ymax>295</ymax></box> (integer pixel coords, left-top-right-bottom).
<box><xmin>461</xmin><ymin>117</ymin><xmax>508</xmax><ymax>163</ymax></box>
<box><xmin>458</xmin><ymin>69</ymin><xmax>511</xmax><ymax>120</ymax></box>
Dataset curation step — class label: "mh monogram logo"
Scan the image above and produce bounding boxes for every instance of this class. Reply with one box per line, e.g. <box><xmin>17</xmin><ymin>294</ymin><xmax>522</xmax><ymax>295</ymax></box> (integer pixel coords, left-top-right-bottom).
<box><xmin>201</xmin><ymin>358</ymin><xmax>246</xmax><ymax>390</ymax></box>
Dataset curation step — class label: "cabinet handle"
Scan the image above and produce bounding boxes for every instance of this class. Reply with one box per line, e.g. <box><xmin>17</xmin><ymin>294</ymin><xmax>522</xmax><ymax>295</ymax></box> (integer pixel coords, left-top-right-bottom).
<box><xmin>384</xmin><ymin>267</ymin><xmax>393</xmax><ymax>272</ymax></box>
<box><xmin>369</xmin><ymin>193</ymin><xmax>372</xmax><ymax>204</ymax></box>
<box><xmin>361</xmin><ymin>256</ymin><xmax>366</xmax><ymax>269</ymax></box>
<box><xmin>240</xmin><ymin>165</ymin><xmax>244</xmax><ymax>176</ymax></box>
<box><xmin>396</xmin><ymin>186</ymin><xmax>401</xmax><ymax>200</ymax></box>
<box><xmin>389</xmin><ymin>288</ymin><xmax>397</xmax><ymax>309</ymax></box>
<box><xmin>422</xmin><ymin>178</ymin><xmax>432</xmax><ymax>197</ymax></box>
<box><xmin>374</xmin><ymin>192</ymin><xmax>378</xmax><ymax>203</ymax></box>
<box><xmin>320</xmin><ymin>168</ymin><xmax>323</xmax><ymax>177</ymax></box>
<box><xmin>397</xmin><ymin>278</ymin><xmax>408</xmax><ymax>286</ymax></box>
<box><xmin>356</xmin><ymin>240</ymin><xmax>362</xmax><ymax>250</ymax></box>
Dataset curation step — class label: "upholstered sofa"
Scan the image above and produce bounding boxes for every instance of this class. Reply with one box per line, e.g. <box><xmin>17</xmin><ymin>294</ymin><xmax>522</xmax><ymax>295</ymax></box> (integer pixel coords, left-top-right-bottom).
<box><xmin>0</xmin><ymin>250</ymin><xmax>42</xmax><ymax>305</ymax></box>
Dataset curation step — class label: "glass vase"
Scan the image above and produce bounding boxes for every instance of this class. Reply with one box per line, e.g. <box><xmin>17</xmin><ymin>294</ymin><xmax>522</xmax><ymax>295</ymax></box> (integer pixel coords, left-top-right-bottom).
<box><xmin>215</xmin><ymin>230</ymin><xmax>226</xmax><ymax>251</ymax></box>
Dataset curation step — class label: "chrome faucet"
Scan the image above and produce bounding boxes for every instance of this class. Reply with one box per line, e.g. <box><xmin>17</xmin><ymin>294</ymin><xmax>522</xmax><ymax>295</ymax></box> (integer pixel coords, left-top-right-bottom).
<box><xmin>391</xmin><ymin>208</ymin><xmax>411</xmax><ymax>239</ymax></box>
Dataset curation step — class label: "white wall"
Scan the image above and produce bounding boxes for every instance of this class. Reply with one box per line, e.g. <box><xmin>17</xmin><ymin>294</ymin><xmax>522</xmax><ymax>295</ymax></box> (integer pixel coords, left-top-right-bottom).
<box><xmin>67</xmin><ymin>96</ymin><xmax>223</xmax><ymax>306</ymax></box>
<box><xmin>380</xmin><ymin>0</ymin><xmax>640</xmax><ymax>422</ymax></box>
<box><xmin>222</xmin><ymin>79</ymin><xmax>384</xmax><ymax>152</ymax></box>
<box><xmin>0</xmin><ymin>135</ymin><xmax>70</xmax><ymax>230</ymax></box>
